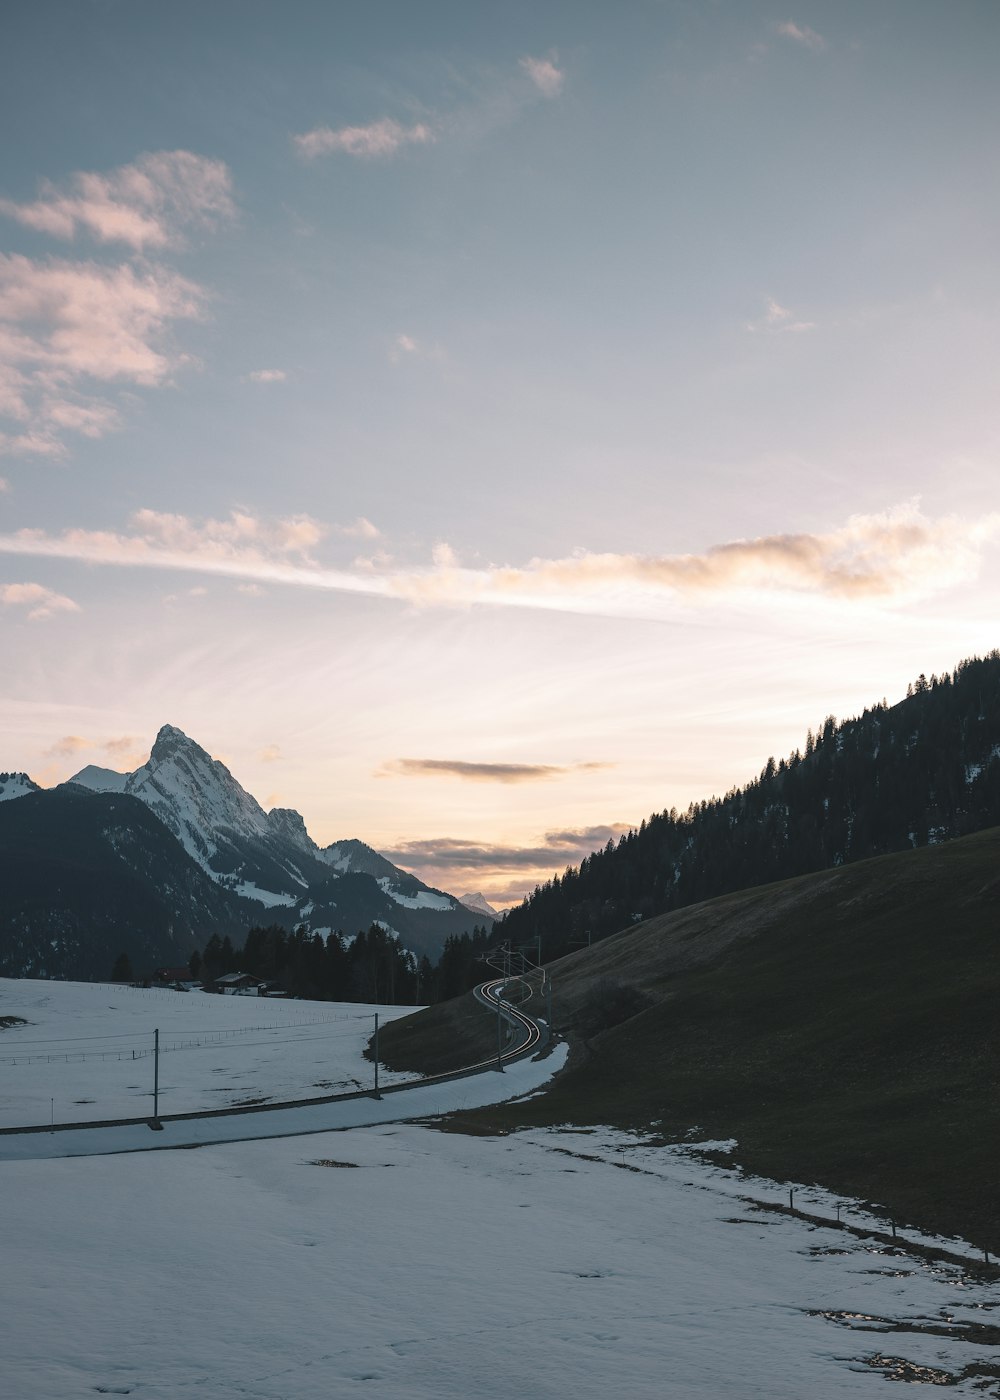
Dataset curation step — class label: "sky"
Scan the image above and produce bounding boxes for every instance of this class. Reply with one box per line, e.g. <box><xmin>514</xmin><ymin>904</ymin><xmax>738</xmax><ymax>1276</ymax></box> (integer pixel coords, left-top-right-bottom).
<box><xmin>2</xmin><ymin>0</ymin><xmax>999</xmax><ymax>906</ymax></box>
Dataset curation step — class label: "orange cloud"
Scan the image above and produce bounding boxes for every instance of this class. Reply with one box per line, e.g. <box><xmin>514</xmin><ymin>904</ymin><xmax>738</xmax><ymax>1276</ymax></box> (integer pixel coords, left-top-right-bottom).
<box><xmin>1</xmin><ymin>502</ymin><xmax>995</xmax><ymax>616</ymax></box>
<box><xmin>0</xmin><ymin>581</ymin><xmax>80</xmax><ymax>620</ymax></box>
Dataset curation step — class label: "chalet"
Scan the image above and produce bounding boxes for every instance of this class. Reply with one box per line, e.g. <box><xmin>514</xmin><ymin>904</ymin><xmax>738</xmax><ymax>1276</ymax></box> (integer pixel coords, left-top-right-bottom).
<box><xmin>213</xmin><ymin>971</ymin><xmax>263</xmax><ymax>995</ymax></box>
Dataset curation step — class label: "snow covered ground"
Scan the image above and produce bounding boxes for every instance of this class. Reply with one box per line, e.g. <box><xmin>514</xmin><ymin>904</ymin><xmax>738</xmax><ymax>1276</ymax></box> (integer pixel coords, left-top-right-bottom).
<box><xmin>0</xmin><ymin>978</ymin><xmax>420</xmax><ymax>1126</ymax></box>
<box><xmin>1</xmin><ymin>980</ymin><xmax>997</xmax><ymax>1398</ymax></box>
<box><xmin>2</xmin><ymin>1123</ymin><xmax>997</xmax><ymax>1399</ymax></box>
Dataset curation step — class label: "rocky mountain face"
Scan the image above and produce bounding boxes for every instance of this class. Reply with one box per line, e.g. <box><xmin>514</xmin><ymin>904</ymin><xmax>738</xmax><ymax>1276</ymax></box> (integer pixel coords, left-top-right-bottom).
<box><xmin>0</xmin><ymin>725</ymin><xmax>492</xmax><ymax>978</ymax></box>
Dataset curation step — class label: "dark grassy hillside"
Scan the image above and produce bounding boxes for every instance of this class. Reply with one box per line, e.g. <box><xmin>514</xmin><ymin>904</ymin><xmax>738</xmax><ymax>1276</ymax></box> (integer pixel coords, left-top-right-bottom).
<box><xmin>380</xmin><ymin>827</ymin><xmax>1000</xmax><ymax>1250</ymax></box>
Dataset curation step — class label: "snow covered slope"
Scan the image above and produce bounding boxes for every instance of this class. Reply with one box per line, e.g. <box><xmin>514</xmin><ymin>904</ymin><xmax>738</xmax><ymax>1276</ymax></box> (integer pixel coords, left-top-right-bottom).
<box><xmin>115</xmin><ymin>724</ymin><xmax>329</xmax><ymax>900</ymax></box>
<box><xmin>0</xmin><ymin>772</ymin><xmax>39</xmax><ymax>803</ymax></box>
<box><xmin>322</xmin><ymin>838</ymin><xmax>468</xmax><ymax>916</ymax></box>
<box><xmin>66</xmin><ymin>764</ymin><xmax>128</xmax><ymax>793</ymax></box>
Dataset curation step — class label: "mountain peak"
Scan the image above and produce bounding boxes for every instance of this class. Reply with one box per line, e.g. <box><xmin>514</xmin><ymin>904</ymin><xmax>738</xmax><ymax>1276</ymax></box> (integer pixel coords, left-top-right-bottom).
<box><xmin>459</xmin><ymin>891</ymin><xmax>500</xmax><ymax>921</ymax></box>
<box><xmin>150</xmin><ymin>723</ymin><xmax>204</xmax><ymax>760</ymax></box>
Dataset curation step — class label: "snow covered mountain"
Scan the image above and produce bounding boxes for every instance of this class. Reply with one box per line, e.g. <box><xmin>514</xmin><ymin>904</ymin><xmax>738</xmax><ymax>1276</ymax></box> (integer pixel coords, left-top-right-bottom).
<box><xmin>13</xmin><ymin>722</ymin><xmax>491</xmax><ymax>962</ymax></box>
<box><xmin>459</xmin><ymin>891</ymin><xmax>500</xmax><ymax>921</ymax></box>
<box><xmin>68</xmin><ymin>725</ymin><xmax>331</xmax><ymax>905</ymax></box>
<box><xmin>0</xmin><ymin>772</ymin><xmax>40</xmax><ymax>803</ymax></box>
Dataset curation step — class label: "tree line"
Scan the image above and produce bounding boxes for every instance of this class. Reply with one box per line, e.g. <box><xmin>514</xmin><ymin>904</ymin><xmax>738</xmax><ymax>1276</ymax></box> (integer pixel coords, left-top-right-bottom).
<box><xmin>494</xmin><ymin>651</ymin><xmax>1000</xmax><ymax>964</ymax></box>
<box><xmin>172</xmin><ymin>920</ymin><xmax>495</xmax><ymax>1005</ymax></box>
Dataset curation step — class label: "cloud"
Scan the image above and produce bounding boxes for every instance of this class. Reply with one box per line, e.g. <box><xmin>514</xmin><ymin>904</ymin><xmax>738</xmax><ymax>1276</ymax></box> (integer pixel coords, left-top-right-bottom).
<box><xmin>43</xmin><ymin>732</ymin><xmax>143</xmax><ymax>770</ymax></box>
<box><xmin>520</xmin><ymin>55</ymin><xmax>565</xmax><ymax>98</ymax></box>
<box><xmin>0</xmin><ymin>151</ymin><xmax>235</xmax><ymax>252</ymax></box>
<box><xmin>0</xmin><ymin>580</ymin><xmax>80</xmax><ymax>620</ymax></box>
<box><xmin>0</xmin><ymin>253</ymin><xmax>205</xmax><ymax>455</ymax></box>
<box><xmin>0</xmin><ymin>475</ymin><xmax>7</xmax><ymax>491</ymax></box>
<box><xmin>45</xmin><ymin>733</ymin><xmax>92</xmax><ymax>757</ymax></box>
<box><xmin>0</xmin><ymin>255</ymin><xmax>204</xmax><ymax>384</ymax></box>
<box><xmin>247</xmin><ymin>369</ymin><xmax>286</xmax><ymax>383</ymax></box>
<box><xmin>776</xmin><ymin>20</ymin><xmax>826</xmax><ymax>50</ymax></box>
<box><xmin>747</xmin><ymin>297</ymin><xmax>815</xmax><ymax>334</ymax></box>
<box><xmin>384</xmin><ymin>826</ymin><xmax>629</xmax><ymax>871</ymax></box>
<box><xmin>258</xmin><ymin>744</ymin><xmax>283</xmax><ymax>763</ymax></box>
<box><xmin>293</xmin><ymin>119</ymin><xmax>434</xmax><ymax>160</ymax></box>
<box><xmin>386</xmin><ymin>758</ymin><xmax>611</xmax><ymax>784</ymax></box>
<box><xmin>389</xmin><ymin>333</ymin><xmax>418</xmax><ymax>363</ymax></box>
<box><xmin>388</xmin><ymin>332</ymin><xmax>445</xmax><ymax>366</ymax></box>
<box><xmin>336</xmin><ymin>516</ymin><xmax>381</xmax><ymax>540</ymax></box>
<box><xmin>0</xmin><ymin>152</ymin><xmax>231</xmax><ymax>455</ymax></box>
<box><xmin>1</xmin><ymin>503</ymin><xmax>995</xmax><ymax>614</ymax></box>
<box><xmin>103</xmin><ymin>735</ymin><xmax>140</xmax><ymax>760</ymax></box>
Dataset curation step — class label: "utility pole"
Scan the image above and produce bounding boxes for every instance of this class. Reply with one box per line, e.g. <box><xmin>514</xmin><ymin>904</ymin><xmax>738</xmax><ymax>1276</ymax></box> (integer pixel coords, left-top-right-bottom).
<box><xmin>150</xmin><ymin>1028</ymin><xmax>162</xmax><ymax>1130</ymax></box>
<box><xmin>373</xmin><ymin>1012</ymin><xmax>382</xmax><ymax>1099</ymax></box>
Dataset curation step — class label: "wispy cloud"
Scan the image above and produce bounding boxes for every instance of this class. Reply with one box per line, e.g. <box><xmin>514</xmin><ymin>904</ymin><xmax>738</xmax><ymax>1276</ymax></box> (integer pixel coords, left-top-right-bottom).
<box><xmin>247</xmin><ymin>368</ymin><xmax>287</xmax><ymax>384</ymax></box>
<box><xmin>389</xmin><ymin>332</ymin><xmax>418</xmax><ymax>363</ymax></box>
<box><xmin>45</xmin><ymin>734</ymin><xmax>92</xmax><ymax>757</ymax></box>
<box><xmin>0</xmin><ymin>581</ymin><xmax>80</xmax><ymax>620</ymax></box>
<box><xmin>293</xmin><ymin>119</ymin><xmax>434</xmax><ymax>161</ymax></box>
<box><xmin>0</xmin><ymin>153</ymin><xmax>231</xmax><ymax>455</ymax></box>
<box><xmin>258</xmin><ymin>744</ymin><xmax>283</xmax><ymax>763</ymax></box>
<box><xmin>337</xmin><ymin>516</ymin><xmax>381</xmax><ymax>540</ymax></box>
<box><xmin>104</xmin><ymin>735</ymin><xmax>140</xmax><ymax>761</ymax></box>
<box><xmin>0</xmin><ymin>151</ymin><xmax>235</xmax><ymax>252</ymax></box>
<box><xmin>385</xmin><ymin>827</ymin><xmax>628</xmax><ymax>870</ymax></box>
<box><xmin>519</xmin><ymin>55</ymin><xmax>565</xmax><ymax>98</ymax></box>
<box><xmin>45</xmin><ymin>732</ymin><xmax>143</xmax><ymax>769</ymax></box>
<box><xmin>383</xmin><ymin>824</ymin><xmax>632</xmax><ymax>904</ymax></box>
<box><xmin>0</xmin><ymin>253</ymin><xmax>205</xmax><ymax>455</ymax></box>
<box><xmin>776</xmin><ymin>20</ymin><xmax>826</xmax><ymax>50</ymax></box>
<box><xmin>1</xmin><ymin>503</ymin><xmax>995</xmax><ymax>613</ymax></box>
<box><xmin>385</xmin><ymin>758</ymin><xmax>610</xmax><ymax>784</ymax></box>
<box><xmin>747</xmin><ymin>297</ymin><xmax>815</xmax><ymax>334</ymax></box>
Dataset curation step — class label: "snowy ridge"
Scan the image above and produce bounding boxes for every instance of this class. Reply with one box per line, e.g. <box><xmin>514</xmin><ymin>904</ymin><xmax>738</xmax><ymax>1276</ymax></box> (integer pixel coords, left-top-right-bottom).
<box><xmin>66</xmin><ymin>765</ymin><xmax>128</xmax><ymax>794</ymax></box>
<box><xmin>0</xmin><ymin>772</ymin><xmax>39</xmax><ymax>803</ymax></box>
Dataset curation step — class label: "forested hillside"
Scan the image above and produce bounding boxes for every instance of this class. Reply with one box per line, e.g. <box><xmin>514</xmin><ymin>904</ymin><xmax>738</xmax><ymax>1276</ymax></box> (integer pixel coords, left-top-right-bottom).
<box><xmin>498</xmin><ymin>651</ymin><xmax>1000</xmax><ymax>958</ymax></box>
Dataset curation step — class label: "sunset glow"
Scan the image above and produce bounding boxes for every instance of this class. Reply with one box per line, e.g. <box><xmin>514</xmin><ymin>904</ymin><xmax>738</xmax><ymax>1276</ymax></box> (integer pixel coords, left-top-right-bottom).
<box><xmin>3</xmin><ymin>1</ymin><xmax>999</xmax><ymax>906</ymax></box>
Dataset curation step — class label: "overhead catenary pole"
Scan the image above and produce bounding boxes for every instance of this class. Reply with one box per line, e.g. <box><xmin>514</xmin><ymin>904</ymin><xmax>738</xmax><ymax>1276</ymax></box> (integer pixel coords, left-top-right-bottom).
<box><xmin>150</xmin><ymin>1027</ymin><xmax>163</xmax><ymax>1130</ymax></box>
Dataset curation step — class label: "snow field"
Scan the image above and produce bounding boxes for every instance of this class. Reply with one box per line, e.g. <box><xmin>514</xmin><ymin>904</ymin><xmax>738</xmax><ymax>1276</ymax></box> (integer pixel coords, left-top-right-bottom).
<box><xmin>0</xmin><ymin>977</ymin><xmax>420</xmax><ymax>1127</ymax></box>
<box><xmin>2</xmin><ymin>1123</ymin><xmax>998</xmax><ymax>1399</ymax></box>
<box><xmin>2</xmin><ymin>978</ymin><xmax>996</xmax><ymax>1398</ymax></box>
